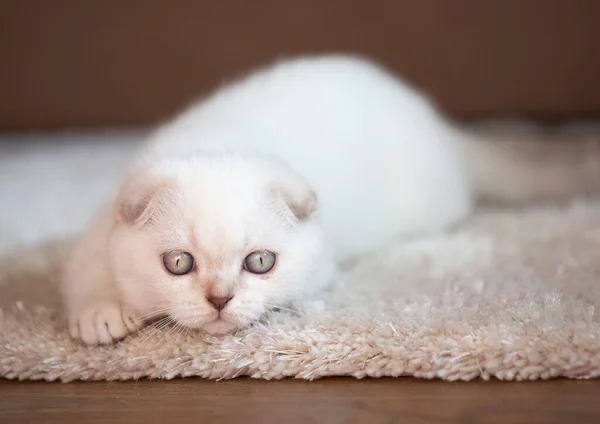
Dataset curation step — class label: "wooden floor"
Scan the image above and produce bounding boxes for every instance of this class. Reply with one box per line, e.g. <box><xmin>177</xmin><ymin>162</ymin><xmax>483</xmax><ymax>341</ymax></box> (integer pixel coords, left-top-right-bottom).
<box><xmin>1</xmin><ymin>378</ymin><xmax>599</xmax><ymax>423</ymax></box>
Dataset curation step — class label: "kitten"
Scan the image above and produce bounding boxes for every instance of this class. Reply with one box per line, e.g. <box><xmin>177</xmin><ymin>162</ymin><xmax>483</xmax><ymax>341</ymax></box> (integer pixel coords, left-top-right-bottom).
<box><xmin>61</xmin><ymin>54</ymin><xmax>600</xmax><ymax>345</ymax></box>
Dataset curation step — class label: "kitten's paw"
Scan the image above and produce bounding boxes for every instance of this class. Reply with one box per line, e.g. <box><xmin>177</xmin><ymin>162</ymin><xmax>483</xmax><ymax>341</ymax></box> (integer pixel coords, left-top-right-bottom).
<box><xmin>69</xmin><ymin>300</ymin><xmax>143</xmax><ymax>345</ymax></box>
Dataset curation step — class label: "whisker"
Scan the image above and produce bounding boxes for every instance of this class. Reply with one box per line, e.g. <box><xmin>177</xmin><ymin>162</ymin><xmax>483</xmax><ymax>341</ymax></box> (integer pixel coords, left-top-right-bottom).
<box><xmin>160</xmin><ymin>322</ymin><xmax>190</xmax><ymax>376</ymax></box>
<box><xmin>130</xmin><ymin>316</ymin><xmax>175</xmax><ymax>379</ymax></box>
<box><xmin>155</xmin><ymin>318</ymin><xmax>181</xmax><ymax>346</ymax></box>
<box><xmin>155</xmin><ymin>320</ymin><xmax>188</xmax><ymax>371</ymax></box>
<box><xmin>106</xmin><ymin>316</ymin><xmax>173</xmax><ymax>389</ymax></box>
<box><xmin>261</xmin><ymin>303</ymin><xmax>301</xmax><ymax>314</ymax></box>
<box><xmin>134</xmin><ymin>306</ymin><xmax>175</xmax><ymax>321</ymax></box>
<box><xmin>106</xmin><ymin>318</ymin><xmax>175</xmax><ymax>389</ymax></box>
<box><xmin>138</xmin><ymin>316</ymin><xmax>173</xmax><ymax>345</ymax></box>
<box><xmin>148</xmin><ymin>321</ymin><xmax>178</xmax><ymax>367</ymax></box>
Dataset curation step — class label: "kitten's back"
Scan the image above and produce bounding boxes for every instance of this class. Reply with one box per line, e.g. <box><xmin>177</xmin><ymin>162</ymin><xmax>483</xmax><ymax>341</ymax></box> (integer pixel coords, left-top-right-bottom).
<box><xmin>141</xmin><ymin>55</ymin><xmax>600</xmax><ymax>258</ymax></box>
<box><xmin>144</xmin><ymin>55</ymin><xmax>472</xmax><ymax>258</ymax></box>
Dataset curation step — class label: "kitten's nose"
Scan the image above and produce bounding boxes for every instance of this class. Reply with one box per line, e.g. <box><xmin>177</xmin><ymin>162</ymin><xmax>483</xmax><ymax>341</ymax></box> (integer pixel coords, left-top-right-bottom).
<box><xmin>208</xmin><ymin>296</ymin><xmax>232</xmax><ymax>311</ymax></box>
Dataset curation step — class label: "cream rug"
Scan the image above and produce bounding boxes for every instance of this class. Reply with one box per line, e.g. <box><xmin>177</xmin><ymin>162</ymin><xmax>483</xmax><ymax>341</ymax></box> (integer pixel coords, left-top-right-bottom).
<box><xmin>1</xmin><ymin>124</ymin><xmax>600</xmax><ymax>382</ymax></box>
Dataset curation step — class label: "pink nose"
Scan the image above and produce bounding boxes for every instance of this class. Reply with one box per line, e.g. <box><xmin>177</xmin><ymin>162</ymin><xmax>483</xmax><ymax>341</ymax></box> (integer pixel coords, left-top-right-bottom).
<box><xmin>208</xmin><ymin>296</ymin><xmax>232</xmax><ymax>311</ymax></box>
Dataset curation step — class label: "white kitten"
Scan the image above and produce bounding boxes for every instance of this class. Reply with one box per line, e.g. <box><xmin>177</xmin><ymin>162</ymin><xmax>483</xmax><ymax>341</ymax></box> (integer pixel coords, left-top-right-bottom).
<box><xmin>61</xmin><ymin>54</ymin><xmax>600</xmax><ymax>345</ymax></box>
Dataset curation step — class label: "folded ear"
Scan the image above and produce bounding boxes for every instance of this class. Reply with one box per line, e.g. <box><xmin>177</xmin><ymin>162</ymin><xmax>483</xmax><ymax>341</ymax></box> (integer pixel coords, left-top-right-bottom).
<box><xmin>280</xmin><ymin>187</ymin><xmax>318</xmax><ymax>222</ymax></box>
<box><xmin>271</xmin><ymin>174</ymin><xmax>318</xmax><ymax>223</ymax></box>
<box><xmin>115</xmin><ymin>175</ymin><xmax>173</xmax><ymax>227</ymax></box>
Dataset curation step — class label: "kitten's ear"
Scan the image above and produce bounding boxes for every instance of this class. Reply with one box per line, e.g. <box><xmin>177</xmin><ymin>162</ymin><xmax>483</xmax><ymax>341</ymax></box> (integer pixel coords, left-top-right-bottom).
<box><xmin>285</xmin><ymin>188</ymin><xmax>318</xmax><ymax>221</ymax></box>
<box><xmin>272</xmin><ymin>177</ymin><xmax>318</xmax><ymax>222</ymax></box>
<box><xmin>115</xmin><ymin>176</ymin><xmax>173</xmax><ymax>226</ymax></box>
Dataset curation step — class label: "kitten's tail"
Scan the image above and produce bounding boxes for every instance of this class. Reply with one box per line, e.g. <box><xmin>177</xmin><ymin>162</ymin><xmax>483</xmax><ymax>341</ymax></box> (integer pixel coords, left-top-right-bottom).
<box><xmin>460</xmin><ymin>127</ymin><xmax>600</xmax><ymax>204</ymax></box>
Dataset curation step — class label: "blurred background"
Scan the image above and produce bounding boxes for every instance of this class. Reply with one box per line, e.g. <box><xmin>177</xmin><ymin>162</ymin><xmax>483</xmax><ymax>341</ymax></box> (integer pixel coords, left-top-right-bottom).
<box><xmin>2</xmin><ymin>0</ymin><xmax>600</xmax><ymax>130</ymax></box>
<box><xmin>1</xmin><ymin>0</ymin><xmax>600</xmax><ymax>251</ymax></box>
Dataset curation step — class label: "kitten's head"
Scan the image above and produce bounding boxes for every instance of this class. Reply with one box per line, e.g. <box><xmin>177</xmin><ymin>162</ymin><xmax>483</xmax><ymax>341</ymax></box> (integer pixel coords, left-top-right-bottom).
<box><xmin>108</xmin><ymin>153</ymin><xmax>327</xmax><ymax>334</ymax></box>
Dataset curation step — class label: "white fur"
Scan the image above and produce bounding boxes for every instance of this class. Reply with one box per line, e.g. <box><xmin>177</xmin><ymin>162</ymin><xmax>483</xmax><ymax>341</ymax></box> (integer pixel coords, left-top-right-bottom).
<box><xmin>59</xmin><ymin>55</ymin><xmax>493</xmax><ymax>345</ymax></box>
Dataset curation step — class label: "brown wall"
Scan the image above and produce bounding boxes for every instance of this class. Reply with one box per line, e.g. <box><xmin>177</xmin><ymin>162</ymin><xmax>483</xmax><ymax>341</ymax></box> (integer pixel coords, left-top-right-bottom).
<box><xmin>1</xmin><ymin>0</ymin><xmax>600</xmax><ymax>130</ymax></box>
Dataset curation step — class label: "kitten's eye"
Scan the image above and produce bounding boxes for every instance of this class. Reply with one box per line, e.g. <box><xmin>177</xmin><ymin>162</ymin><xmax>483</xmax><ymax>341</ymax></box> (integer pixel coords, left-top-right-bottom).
<box><xmin>243</xmin><ymin>250</ymin><xmax>276</xmax><ymax>274</ymax></box>
<box><xmin>162</xmin><ymin>251</ymin><xmax>195</xmax><ymax>275</ymax></box>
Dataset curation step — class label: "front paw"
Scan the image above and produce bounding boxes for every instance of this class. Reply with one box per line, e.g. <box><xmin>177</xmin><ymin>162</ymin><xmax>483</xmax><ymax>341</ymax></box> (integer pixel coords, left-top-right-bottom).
<box><xmin>69</xmin><ymin>300</ymin><xmax>143</xmax><ymax>345</ymax></box>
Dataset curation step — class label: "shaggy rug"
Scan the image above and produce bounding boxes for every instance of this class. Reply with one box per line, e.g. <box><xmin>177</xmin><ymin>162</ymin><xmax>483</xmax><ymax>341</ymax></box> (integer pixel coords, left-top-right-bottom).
<box><xmin>1</xmin><ymin>200</ymin><xmax>600</xmax><ymax>382</ymax></box>
<box><xmin>1</xmin><ymin>124</ymin><xmax>600</xmax><ymax>382</ymax></box>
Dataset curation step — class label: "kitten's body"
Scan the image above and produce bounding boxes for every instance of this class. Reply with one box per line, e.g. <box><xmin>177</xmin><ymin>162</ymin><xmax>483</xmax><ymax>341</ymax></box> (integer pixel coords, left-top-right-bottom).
<box><xmin>62</xmin><ymin>55</ymin><xmax>600</xmax><ymax>345</ymax></box>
